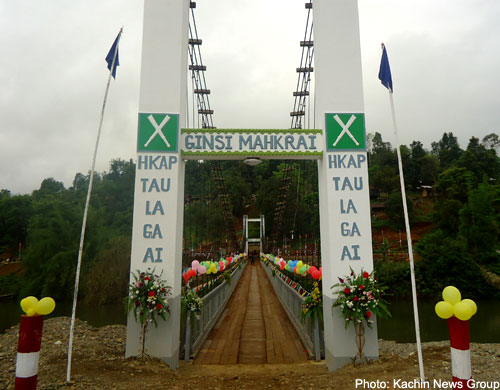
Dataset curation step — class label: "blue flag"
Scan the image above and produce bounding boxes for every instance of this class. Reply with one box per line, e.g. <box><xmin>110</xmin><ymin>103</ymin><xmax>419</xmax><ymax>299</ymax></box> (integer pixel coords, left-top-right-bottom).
<box><xmin>105</xmin><ymin>32</ymin><xmax>121</xmax><ymax>79</ymax></box>
<box><xmin>378</xmin><ymin>44</ymin><xmax>393</xmax><ymax>92</ymax></box>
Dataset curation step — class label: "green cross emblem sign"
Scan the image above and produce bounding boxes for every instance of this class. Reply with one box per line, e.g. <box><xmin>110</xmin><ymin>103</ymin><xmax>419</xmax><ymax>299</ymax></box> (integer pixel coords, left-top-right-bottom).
<box><xmin>137</xmin><ymin>113</ymin><xmax>179</xmax><ymax>152</ymax></box>
<box><xmin>325</xmin><ymin>113</ymin><xmax>366</xmax><ymax>151</ymax></box>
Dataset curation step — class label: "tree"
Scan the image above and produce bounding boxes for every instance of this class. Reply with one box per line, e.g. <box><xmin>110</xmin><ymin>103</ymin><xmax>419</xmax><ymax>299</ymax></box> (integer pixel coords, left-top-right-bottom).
<box><xmin>415</xmin><ymin>230</ymin><xmax>489</xmax><ymax>298</ymax></box>
<box><xmin>434</xmin><ymin>167</ymin><xmax>475</xmax><ymax>204</ymax></box>
<box><xmin>457</xmin><ymin>137</ymin><xmax>500</xmax><ymax>183</ymax></box>
<box><xmin>431</xmin><ymin>132</ymin><xmax>463</xmax><ymax>169</ymax></box>
<box><xmin>0</xmin><ymin>195</ymin><xmax>33</xmax><ymax>253</ymax></box>
<box><xmin>459</xmin><ymin>185</ymin><xmax>498</xmax><ymax>258</ymax></box>
<box><xmin>481</xmin><ymin>133</ymin><xmax>500</xmax><ymax>151</ymax></box>
<box><xmin>384</xmin><ymin>192</ymin><xmax>413</xmax><ymax>229</ymax></box>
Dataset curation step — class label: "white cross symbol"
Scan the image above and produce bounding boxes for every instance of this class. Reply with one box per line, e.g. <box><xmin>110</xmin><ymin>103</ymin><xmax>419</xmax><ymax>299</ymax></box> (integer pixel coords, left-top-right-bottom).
<box><xmin>144</xmin><ymin>114</ymin><xmax>171</xmax><ymax>148</ymax></box>
<box><xmin>332</xmin><ymin>114</ymin><xmax>360</xmax><ymax>147</ymax></box>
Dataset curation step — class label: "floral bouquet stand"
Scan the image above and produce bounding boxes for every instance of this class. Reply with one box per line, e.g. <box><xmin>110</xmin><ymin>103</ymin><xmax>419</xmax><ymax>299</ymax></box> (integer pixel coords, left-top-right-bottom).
<box><xmin>127</xmin><ymin>269</ymin><xmax>172</xmax><ymax>357</ymax></box>
<box><xmin>332</xmin><ymin>268</ymin><xmax>391</xmax><ymax>365</ymax></box>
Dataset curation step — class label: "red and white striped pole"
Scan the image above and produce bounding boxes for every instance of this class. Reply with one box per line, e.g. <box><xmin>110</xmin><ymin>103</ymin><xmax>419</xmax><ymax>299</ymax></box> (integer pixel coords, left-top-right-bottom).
<box><xmin>435</xmin><ymin>286</ymin><xmax>477</xmax><ymax>390</ymax></box>
<box><xmin>448</xmin><ymin>316</ymin><xmax>471</xmax><ymax>388</ymax></box>
<box><xmin>15</xmin><ymin>315</ymin><xmax>44</xmax><ymax>390</ymax></box>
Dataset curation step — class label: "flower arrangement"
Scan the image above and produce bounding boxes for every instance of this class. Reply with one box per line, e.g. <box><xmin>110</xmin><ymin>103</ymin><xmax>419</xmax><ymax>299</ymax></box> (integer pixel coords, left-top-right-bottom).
<box><xmin>182</xmin><ymin>286</ymin><xmax>204</xmax><ymax>319</ymax></box>
<box><xmin>301</xmin><ymin>282</ymin><xmax>323</xmax><ymax>321</ymax></box>
<box><xmin>331</xmin><ymin>267</ymin><xmax>390</xmax><ymax>329</ymax></box>
<box><xmin>127</xmin><ymin>269</ymin><xmax>171</xmax><ymax>356</ymax></box>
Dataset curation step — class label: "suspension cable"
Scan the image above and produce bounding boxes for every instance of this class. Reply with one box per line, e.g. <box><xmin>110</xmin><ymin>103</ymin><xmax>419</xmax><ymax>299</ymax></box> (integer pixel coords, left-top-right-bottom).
<box><xmin>188</xmin><ymin>2</ymin><xmax>238</xmax><ymax>250</ymax></box>
<box><xmin>290</xmin><ymin>0</ymin><xmax>314</xmax><ymax>129</ymax></box>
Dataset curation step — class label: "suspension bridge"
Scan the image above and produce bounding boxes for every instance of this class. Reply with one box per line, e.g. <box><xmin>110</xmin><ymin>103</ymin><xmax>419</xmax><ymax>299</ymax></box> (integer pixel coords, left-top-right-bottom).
<box><xmin>127</xmin><ymin>0</ymin><xmax>378</xmax><ymax>372</ymax></box>
<box><xmin>179</xmin><ymin>0</ymin><xmax>319</xmax><ymax>364</ymax></box>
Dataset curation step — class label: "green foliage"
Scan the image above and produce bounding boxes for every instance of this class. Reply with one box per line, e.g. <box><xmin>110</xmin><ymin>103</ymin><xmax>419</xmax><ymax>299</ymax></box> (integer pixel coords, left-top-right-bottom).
<box><xmin>434</xmin><ymin>167</ymin><xmax>476</xmax><ymax>203</ymax></box>
<box><xmin>457</xmin><ymin>137</ymin><xmax>500</xmax><ymax>183</ymax></box>
<box><xmin>384</xmin><ymin>192</ymin><xmax>414</xmax><ymax>229</ymax></box>
<box><xmin>415</xmin><ymin>230</ymin><xmax>491</xmax><ymax>299</ymax></box>
<box><xmin>434</xmin><ymin>199</ymin><xmax>462</xmax><ymax>234</ymax></box>
<box><xmin>82</xmin><ymin>236</ymin><xmax>131</xmax><ymax>304</ymax></box>
<box><xmin>458</xmin><ymin>184</ymin><xmax>498</xmax><ymax>257</ymax></box>
<box><xmin>0</xmin><ymin>274</ymin><xmax>21</xmax><ymax>295</ymax></box>
<box><xmin>374</xmin><ymin>260</ymin><xmax>411</xmax><ymax>298</ymax></box>
<box><xmin>431</xmin><ymin>132</ymin><xmax>463</xmax><ymax>169</ymax></box>
<box><xmin>0</xmin><ymin>194</ymin><xmax>33</xmax><ymax>253</ymax></box>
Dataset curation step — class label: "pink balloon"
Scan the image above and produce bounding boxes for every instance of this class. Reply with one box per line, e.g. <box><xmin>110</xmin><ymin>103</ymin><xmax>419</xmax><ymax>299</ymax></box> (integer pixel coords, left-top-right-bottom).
<box><xmin>198</xmin><ymin>265</ymin><xmax>207</xmax><ymax>275</ymax></box>
<box><xmin>191</xmin><ymin>260</ymin><xmax>200</xmax><ymax>270</ymax></box>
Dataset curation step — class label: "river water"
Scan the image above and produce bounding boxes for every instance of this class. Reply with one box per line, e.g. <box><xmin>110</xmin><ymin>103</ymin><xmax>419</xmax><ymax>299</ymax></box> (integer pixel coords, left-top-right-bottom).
<box><xmin>1</xmin><ymin>299</ymin><xmax>499</xmax><ymax>343</ymax></box>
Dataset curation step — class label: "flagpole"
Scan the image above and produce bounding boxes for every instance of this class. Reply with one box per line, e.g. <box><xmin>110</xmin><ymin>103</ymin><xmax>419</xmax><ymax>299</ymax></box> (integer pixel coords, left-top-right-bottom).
<box><xmin>388</xmin><ymin>90</ymin><xmax>425</xmax><ymax>382</ymax></box>
<box><xmin>66</xmin><ymin>27</ymin><xmax>123</xmax><ymax>384</ymax></box>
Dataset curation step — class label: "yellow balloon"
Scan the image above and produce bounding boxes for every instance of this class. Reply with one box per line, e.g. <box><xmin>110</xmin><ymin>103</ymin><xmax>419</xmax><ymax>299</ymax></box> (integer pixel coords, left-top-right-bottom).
<box><xmin>35</xmin><ymin>297</ymin><xmax>56</xmax><ymax>315</ymax></box>
<box><xmin>461</xmin><ymin>299</ymin><xmax>477</xmax><ymax>317</ymax></box>
<box><xmin>297</xmin><ymin>261</ymin><xmax>303</xmax><ymax>268</ymax></box>
<box><xmin>454</xmin><ymin>301</ymin><xmax>472</xmax><ymax>321</ymax></box>
<box><xmin>20</xmin><ymin>296</ymin><xmax>39</xmax><ymax>314</ymax></box>
<box><xmin>442</xmin><ymin>286</ymin><xmax>461</xmax><ymax>305</ymax></box>
<box><xmin>26</xmin><ymin>308</ymin><xmax>37</xmax><ymax>317</ymax></box>
<box><xmin>435</xmin><ymin>301</ymin><xmax>454</xmax><ymax>319</ymax></box>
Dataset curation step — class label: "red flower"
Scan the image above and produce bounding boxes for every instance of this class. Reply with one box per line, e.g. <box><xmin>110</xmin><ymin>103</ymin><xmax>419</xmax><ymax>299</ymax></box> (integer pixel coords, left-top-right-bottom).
<box><xmin>161</xmin><ymin>288</ymin><xmax>166</xmax><ymax>293</ymax></box>
<box><xmin>344</xmin><ymin>287</ymin><xmax>351</xmax><ymax>294</ymax></box>
<box><xmin>353</xmin><ymin>296</ymin><xmax>359</xmax><ymax>302</ymax></box>
<box><xmin>145</xmin><ymin>276</ymin><xmax>150</xmax><ymax>281</ymax></box>
<box><xmin>363</xmin><ymin>271</ymin><xmax>370</xmax><ymax>279</ymax></box>
<box><xmin>156</xmin><ymin>303</ymin><xmax>163</xmax><ymax>310</ymax></box>
<box><xmin>359</xmin><ymin>285</ymin><xmax>365</xmax><ymax>290</ymax></box>
<box><xmin>365</xmin><ymin>311</ymin><xmax>372</xmax><ymax>318</ymax></box>
<box><xmin>148</xmin><ymin>291</ymin><xmax>155</xmax><ymax>297</ymax></box>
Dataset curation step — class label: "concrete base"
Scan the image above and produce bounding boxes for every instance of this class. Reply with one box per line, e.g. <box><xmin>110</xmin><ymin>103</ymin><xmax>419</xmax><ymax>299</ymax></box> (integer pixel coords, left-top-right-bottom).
<box><xmin>322</xmin><ymin>295</ymin><xmax>379</xmax><ymax>372</ymax></box>
<box><xmin>126</xmin><ymin>294</ymin><xmax>181</xmax><ymax>370</ymax></box>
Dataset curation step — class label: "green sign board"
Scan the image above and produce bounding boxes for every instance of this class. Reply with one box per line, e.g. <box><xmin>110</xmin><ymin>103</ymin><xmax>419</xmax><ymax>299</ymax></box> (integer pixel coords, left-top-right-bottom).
<box><xmin>325</xmin><ymin>113</ymin><xmax>366</xmax><ymax>151</ymax></box>
<box><xmin>137</xmin><ymin>113</ymin><xmax>179</xmax><ymax>152</ymax></box>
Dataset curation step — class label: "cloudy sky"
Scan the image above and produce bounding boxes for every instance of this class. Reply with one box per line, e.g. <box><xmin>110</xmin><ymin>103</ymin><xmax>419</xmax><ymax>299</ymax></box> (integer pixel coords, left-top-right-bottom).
<box><xmin>1</xmin><ymin>0</ymin><xmax>499</xmax><ymax>195</ymax></box>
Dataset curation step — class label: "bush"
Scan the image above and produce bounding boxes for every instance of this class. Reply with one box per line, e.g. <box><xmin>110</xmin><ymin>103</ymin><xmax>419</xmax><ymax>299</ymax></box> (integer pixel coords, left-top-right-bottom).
<box><xmin>374</xmin><ymin>260</ymin><xmax>411</xmax><ymax>298</ymax></box>
<box><xmin>414</xmin><ymin>229</ymin><xmax>492</xmax><ymax>299</ymax></box>
<box><xmin>0</xmin><ymin>274</ymin><xmax>21</xmax><ymax>296</ymax></box>
<box><xmin>384</xmin><ymin>192</ymin><xmax>414</xmax><ymax>229</ymax></box>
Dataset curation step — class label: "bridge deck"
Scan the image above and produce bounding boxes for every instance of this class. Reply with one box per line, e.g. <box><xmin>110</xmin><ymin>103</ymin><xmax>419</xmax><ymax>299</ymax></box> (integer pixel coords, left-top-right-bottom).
<box><xmin>194</xmin><ymin>262</ymin><xmax>308</xmax><ymax>364</ymax></box>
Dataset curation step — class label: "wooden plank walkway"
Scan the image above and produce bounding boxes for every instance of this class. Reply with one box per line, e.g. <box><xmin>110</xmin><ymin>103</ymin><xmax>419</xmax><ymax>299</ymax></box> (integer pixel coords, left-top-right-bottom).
<box><xmin>194</xmin><ymin>262</ymin><xmax>308</xmax><ymax>364</ymax></box>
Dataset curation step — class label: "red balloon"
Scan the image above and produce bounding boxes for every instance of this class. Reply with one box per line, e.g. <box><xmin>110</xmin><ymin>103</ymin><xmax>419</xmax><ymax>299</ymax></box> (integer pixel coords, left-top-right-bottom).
<box><xmin>183</xmin><ymin>274</ymin><xmax>190</xmax><ymax>283</ymax></box>
<box><xmin>293</xmin><ymin>266</ymin><xmax>298</xmax><ymax>274</ymax></box>
<box><xmin>280</xmin><ymin>265</ymin><xmax>285</xmax><ymax>271</ymax></box>
<box><xmin>189</xmin><ymin>269</ymin><xmax>197</xmax><ymax>278</ymax></box>
<box><xmin>312</xmin><ymin>270</ymin><xmax>321</xmax><ymax>280</ymax></box>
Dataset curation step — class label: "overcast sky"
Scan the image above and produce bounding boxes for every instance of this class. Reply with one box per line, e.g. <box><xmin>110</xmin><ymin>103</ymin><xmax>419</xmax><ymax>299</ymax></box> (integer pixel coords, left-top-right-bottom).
<box><xmin>1</xmin><ymin>0</ymin><xmax>499</xmax><ymax>195</ymax></box>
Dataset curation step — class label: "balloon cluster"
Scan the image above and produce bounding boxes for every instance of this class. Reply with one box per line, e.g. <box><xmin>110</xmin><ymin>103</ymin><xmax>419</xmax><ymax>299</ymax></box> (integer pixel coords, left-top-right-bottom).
<box><xmin>265</xmin><ymin>254</ymin><xmax>322</xmax><ymax>280</ymax></box>
<box><xmin>20</xmin><ymin>296</ymin><xmax>56</xmax><ymax>317</ymax></box>
<box><xmin>435</xmin><ymin>286</ymin><xmax>477</xmax><ymax>321</ymax></box>
<box><xmin>182</xmin><ymin>254</ymin><xmax>246</xmax><ymax>284</ymax></box>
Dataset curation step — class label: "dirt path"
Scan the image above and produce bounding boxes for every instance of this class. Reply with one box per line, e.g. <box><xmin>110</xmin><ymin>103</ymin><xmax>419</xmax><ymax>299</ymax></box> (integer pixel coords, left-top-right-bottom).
<box><xmin>1</xmin><ymin>317</ymin><xmax>500</xmax><ymax>389</ymax></box>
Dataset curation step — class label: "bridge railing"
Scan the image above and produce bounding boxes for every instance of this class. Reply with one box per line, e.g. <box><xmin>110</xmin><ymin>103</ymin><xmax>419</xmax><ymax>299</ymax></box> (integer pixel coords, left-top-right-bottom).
<box><xmin>182</xmin><ymin>261</ymin><xmax>247</xmax><ymax>360</ymax></box>
<box><xmin>260</xmin><ymin>259</ymin><xmax>324</xmax><ymax>360</ymax></box>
